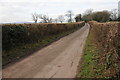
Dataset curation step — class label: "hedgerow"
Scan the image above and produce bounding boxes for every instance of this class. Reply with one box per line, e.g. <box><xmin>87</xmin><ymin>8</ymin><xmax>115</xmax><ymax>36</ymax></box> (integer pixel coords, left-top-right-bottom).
<box><xmin>2</xmin><ymin>22</ymin><xmax>84</xmax><ymax>51</ymax></box>
<box><xmin>2</xmin><ymin>22</ymin><xmax>85</xmax><ymax>66</ymax></box>
<box><xmin>89</xmin><ymin>21</ymin><xmax>120</xmax><ymax>78</ymax></box>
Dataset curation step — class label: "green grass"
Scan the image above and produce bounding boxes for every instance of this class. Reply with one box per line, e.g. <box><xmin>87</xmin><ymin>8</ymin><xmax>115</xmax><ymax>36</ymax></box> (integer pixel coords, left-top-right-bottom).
<box><xmin>77</xmin><ymin>30</ymin><xmax>103</xmax><ymax>78</ymax></box>
<box><xmin>3</xmin><ymin>27</ymin><xmax>80</xmax><ymax>67</ymax></box>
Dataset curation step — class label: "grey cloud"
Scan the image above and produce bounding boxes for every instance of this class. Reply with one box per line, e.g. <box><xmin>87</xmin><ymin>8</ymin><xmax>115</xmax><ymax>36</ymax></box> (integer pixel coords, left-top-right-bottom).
<box><xmin>0</xmin><ymin>0</ymin><xmax>119</xmax><ymax>23</ymax></box>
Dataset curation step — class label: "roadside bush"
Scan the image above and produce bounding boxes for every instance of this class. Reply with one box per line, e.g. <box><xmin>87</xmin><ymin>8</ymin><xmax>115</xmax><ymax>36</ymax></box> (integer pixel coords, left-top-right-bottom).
<box><xmin>2</xmin><ymin>22</ymin><xmax>85</xmax><ymax>51</ymax></box>
<box><xmin>2</xmin><ymin>24</ymin><xmax>28</xmax><ymax>50</ymax></box>
<box><xmin>89</xmin><ymin>21</ymin><xmax>120</xmax><ymax>78</ymax></box>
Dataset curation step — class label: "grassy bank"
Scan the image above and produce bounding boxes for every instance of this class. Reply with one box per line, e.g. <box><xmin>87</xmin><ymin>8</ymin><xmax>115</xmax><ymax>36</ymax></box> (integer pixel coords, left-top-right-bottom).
<box><xmin>2</xmin><ymin>22</ymin><xmax>84</xmax><ymax>67</ymax></box>
<box><xmin>77</xmin><ymin>29</ymin><xmax>103</xmax><ymax>78</ymax></box>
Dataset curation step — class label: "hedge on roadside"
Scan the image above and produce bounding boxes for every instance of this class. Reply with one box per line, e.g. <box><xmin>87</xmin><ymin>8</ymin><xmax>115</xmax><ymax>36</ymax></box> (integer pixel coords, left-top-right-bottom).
<box><xmin>2</xmin><ymin>22</ymin><xmax>85</xmax><ymax>51</ymax></box>
<box><xmin>89</xmin><ymin>21</ymin><xmax>120</xmax><ymax>78</ymax></box>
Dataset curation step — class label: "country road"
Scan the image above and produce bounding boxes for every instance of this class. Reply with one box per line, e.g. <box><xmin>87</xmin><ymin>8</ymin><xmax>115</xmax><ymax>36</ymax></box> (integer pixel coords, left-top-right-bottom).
<box><xmin>2</xmin><ymin>23</ymin><xmax>90</xmax><ymax>78</ymax></box>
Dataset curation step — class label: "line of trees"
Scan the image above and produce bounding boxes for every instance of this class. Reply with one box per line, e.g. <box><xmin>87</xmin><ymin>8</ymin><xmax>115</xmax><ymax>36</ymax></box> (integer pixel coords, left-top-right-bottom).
<box><xmin>32</xmin><ymin>10</ymin><xmax>74</xmax><ymax>23</ymax></box>
<box><xmin>75</xmin><ymin>9</ymin><xmax>120</xmax><ymax>22</ymax></box>
<box><xmin>32</xmin><ymin>9</ymin><xmax>120</xmax><ymax>23</ymax></box>
<box><xmin>32</xmin><ymin>13</ymin><xmax>53</xmax><ymax>23</ymax></box>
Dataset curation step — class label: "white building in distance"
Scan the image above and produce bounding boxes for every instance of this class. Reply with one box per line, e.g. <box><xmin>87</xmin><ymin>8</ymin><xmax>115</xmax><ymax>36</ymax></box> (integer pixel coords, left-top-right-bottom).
<box><xmin>118</xmin><ymin>1</ymin><xmax>120</xmax><ymax>18</ymax></box>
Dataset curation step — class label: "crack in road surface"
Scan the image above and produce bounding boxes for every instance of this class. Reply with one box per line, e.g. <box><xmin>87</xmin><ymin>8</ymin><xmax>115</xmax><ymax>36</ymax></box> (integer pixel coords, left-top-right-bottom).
<box><xmin>2</xmin><ymin>23</ymin><xmax>90</xmax><ymax>78</ymax></box>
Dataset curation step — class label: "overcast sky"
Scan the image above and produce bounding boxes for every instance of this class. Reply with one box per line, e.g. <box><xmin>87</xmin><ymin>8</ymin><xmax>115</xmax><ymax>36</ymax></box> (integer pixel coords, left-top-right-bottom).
<box><xmin>0</xmin><ymin>0</ymin><xmax>119</xmax><ymax>23</ymax></box>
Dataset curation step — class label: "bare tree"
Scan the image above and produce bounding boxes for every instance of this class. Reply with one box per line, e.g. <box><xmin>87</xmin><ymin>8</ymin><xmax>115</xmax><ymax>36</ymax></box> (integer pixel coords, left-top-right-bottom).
<box><xmin>58</xmin><ymin>15</ymin><xmax>65</xmax><ymax>23</ymax></box>
<box><xmin>65</xmin><ymin>10</ymin><xmax>74</xmax><ymax>23</ymax></box>
<box><xmin>39</xmin><ymin>14</ymin><xmax>52</xmax><ymax>23</ymax></box>
<box><xmin>53</xmin><ymin>18</ymin><xmax>58</xmax><ymax>23</ymax></box>
<box><xmin>48</xmin><ymin>18</ymin><xmax>53</xmax><ymax>23</ymax></box>
<box><xmin>54</xmin><ymin>19</ymin><xmax>58</xmax><ymax>23</ymax></box>
<box><xmin>32</xmin><ymin>13</ymin><xmax>39</xmax><ymax>23</ymax></box>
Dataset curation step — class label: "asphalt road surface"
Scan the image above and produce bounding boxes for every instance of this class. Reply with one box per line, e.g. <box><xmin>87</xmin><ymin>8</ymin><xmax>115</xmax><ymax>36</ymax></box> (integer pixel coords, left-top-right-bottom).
<box><xmin>2</xmin><ymin>23</ymin><xmax>90</xmax><ymax>78</ymax></box>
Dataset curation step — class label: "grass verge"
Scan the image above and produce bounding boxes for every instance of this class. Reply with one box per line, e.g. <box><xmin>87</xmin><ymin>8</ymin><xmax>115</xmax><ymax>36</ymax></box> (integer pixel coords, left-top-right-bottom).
<box><xmin>77</xmin><ymin>30</ymin><xmax>104</xmax><ymax>78</ymax></box>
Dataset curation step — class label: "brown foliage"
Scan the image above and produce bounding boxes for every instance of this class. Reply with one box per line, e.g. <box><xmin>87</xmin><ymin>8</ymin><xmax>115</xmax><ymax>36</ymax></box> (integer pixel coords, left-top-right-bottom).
<box><xmin>89</xmin><ymin>21</ymin><xmax>120</xmax><ymax>78</ymax></box>
<box><xmin>2</xmin><ymin>22</ymin><xmax>85</xmax><ymax>51</ymax></box>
